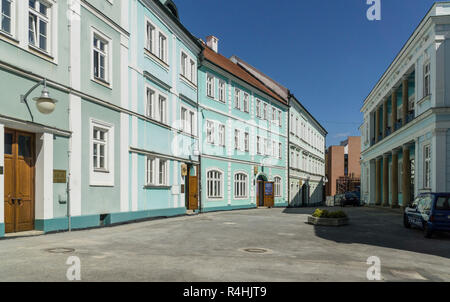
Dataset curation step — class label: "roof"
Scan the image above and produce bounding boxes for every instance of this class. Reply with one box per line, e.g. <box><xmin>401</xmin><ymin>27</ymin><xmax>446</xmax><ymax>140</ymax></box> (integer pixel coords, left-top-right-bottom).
<box><xmin>230</xmin><ymin>55</ymin><xmax>289</xmax><ymax>102</ymax></box>
<box><xmin>201</xmin><ymin>46</ymin><xmax>287</xmax><ymax>105</ymax></box>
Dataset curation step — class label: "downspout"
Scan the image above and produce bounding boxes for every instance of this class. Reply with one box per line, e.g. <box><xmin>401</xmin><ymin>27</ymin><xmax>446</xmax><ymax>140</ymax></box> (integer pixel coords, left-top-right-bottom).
<box><xmin>197</xmin><ymin>51</ymin><xmax>204</xmax><ymax>214</ymax></box>
<box><xmin>287</xmin><ymin>93</ymin><xmax>291</xmax><ymax>208</ymax></box>
<box><xmin>66</xmin><ymin>7</ymin><xmax>73</xmax><ymax>232</ymax></box>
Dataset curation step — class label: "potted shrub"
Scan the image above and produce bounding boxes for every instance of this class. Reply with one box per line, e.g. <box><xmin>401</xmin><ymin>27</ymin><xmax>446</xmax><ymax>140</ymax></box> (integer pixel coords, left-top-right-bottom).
<box><xmin>307</xmin><ymin>209</ymin><xmax>349</xmax><ymax>226</ymax></box>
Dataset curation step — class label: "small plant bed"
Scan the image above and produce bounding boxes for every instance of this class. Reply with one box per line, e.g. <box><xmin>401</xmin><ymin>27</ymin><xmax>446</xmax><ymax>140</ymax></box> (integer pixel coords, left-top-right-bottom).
<box><xmin>307</xmin><ymin>209</ymin><xmax>349</xmax><ymax>226</ymax></box>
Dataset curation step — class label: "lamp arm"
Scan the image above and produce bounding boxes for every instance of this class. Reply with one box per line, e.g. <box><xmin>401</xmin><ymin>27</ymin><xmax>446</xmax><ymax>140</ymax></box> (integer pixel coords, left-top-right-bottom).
<box><xmin>20</xmin><ymin>79</ymin><xmax>45</xmax><ymax>122</ymax></box>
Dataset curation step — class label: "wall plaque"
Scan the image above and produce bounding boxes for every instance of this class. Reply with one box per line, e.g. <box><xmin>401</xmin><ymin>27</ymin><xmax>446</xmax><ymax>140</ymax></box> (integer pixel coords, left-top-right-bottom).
<box><xmin>53</xmin><ymin>170</ymin><xmax>67</xmax><ymax>183</ymax></box>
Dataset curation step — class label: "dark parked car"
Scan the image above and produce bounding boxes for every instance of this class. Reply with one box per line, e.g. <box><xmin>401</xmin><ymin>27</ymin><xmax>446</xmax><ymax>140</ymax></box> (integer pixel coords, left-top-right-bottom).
<box><xmin>404</xmin><ymin>193</ymin><xmax>450</xmax><ymax>238</ymax></box>
<box><xmin>341</xmin><ymin>191</ymin><xmax>360</xmax><ymax>207</ymax></box>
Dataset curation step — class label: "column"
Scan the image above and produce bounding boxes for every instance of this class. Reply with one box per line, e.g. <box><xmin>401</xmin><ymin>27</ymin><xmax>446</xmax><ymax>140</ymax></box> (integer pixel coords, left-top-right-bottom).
<box><xmin>375</xmin><ymin>108</ymin><xmax>380</xmax><ymax>143</ymax></box>
<box><xmin>382</xmin><ymin>154</ymin><xmax>389</xmax><ymax>207</ymax></box>
<box><xmin>375</xmin><ymin>158</ymin><xmax>381</xmax><ymax>205</ymax></box>
<box><xmin>402</xmin><ymin>77</ymin><xmax>408</xmax><ymax>126</ymax></box>
<box><xmin>382</xmin><ymin>98</ymin><xmax>388</xmax><ymax>138</ymax></box>
<box><xmin>391</xmin><ymin>89</ymin><xmax>397</xmax><ymax>132</ymax></box>
<box><xmin>402</xmin><ymin>145</ymin><xmax>411</xmax><ymax>207</ymax></box>
<box><xmin>35</xmin><ymin>133</ymin><xmax>54</xmax><ymax>221</ymax></box>
<box><xmin>391</xmin><ymin>150</ymin><xmax>399</xmax><ymax>208</ymax></box>
<box><xmin>432</xmin><ymin>129</ymin><xmax>447</xmax><ymax>192</ymax></box>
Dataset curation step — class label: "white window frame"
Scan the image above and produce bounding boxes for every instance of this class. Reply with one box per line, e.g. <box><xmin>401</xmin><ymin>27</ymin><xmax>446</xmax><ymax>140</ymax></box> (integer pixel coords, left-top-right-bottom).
<box><xmin>28</xmin><ymin>0</ymin><xmax>51</xmax><ymax>53</ymax></box>
<box><xmin>157</xmin><ymin>94</ymin><xmax>168</xmax><ymax>124</ymax></box>
<box><xmin>235</xmin><ymin>129</ymin><xmax>240</xmax><ymax>150</ymax></box>
<box><xmin>279</xmin><ymin>143</ymin><xmax>283</xmax><ymax>159</ymax></box>
<box><xmin>206</xmin><ymin>120</ymin><xmax>214</xmax><ymax>144</ymax></box>
<box><xmin>180</xmin><ymin>105</ymin><xmax>196</xmax><ymax>136</ymax></box>
<box><xmin>146</xmin><ymin>156</ymin><xmax>156</xmax><ymax>185</ymax></box>
<box><xmin>206</xmin><ymin>169</ymin><xmax>224</xmax><ymax>199</ymax></box>
<box><xmin>145</xmin><ymin>87</ymin><xmax>155</xmax><ymax>119</ymax></box>
<box><xmin>1</xmin><ymin>0</ymin><xmax>14</xmax><ymax>36</ymax></box>
<box><xmin>89</xmin><ymin>119</ymin><xmax>114</xmax><ymax>187</ymax></box>
<box><xmin>243</xmin><ymin>93</ymin><xmax>249</xmax><ymax>113</ymax></box>
<box><xmin>257</xmin><ymin>136</ymin><xmax>261</xmax><ymax>155</ymax></box>
<box><xmin>234</xmin><ymin>88</ymin><xmax>241</xmax><ymax>110</ymax></box>
<box><xmin>218</xmin><ymin>80</ymin><xmax>226</xmax><ymax>103</ymax></box>
<box><xmin>244</xmin><ymin>132</ymin><xmax>249</xmax><ymax>152</ymax></box>
<box><xmin>158</xmin><ymin>31</ymin><xmax>168</xmax><ymax>63</ymax></box>
<box><xmin>218</xmin><ymin>123</ymin><xmax>225</xmax><ymax>146</ymax></box>
<box><xmin>91</xmin><ymin>28</ymin><xmax>112</xmax><ymax>86</ymax></box>
<box><xmin>423</xmin><ymin>61</ymin><xmax>431</xmax><ymax>97</ymax></box>
<box><xmin>206</xmin><ymin>74</ymin><xmax>215</xmax><ymax>98</ymax></box>
<box><xmin>263</xmin><ymin>103</ymin><xmax>268</xmax><ymax>120</ymax></box>
<box><xmin>256</xmin><ymin>99</ymin><xmax>262</xmax><ymax>118</ymax></box>
<box><xmin>180</xmin><ymin>50</ymin><xmax>196</xmax><ymax>84</ymax></box>
<box><xmin>158</xmin><ymin>159</ymin><xmax>168</xmax><ymax>186</ymax></box>
<box><xmin>145</xmin><ymin>19</ymin><xmax>156</xmax><ymax>54</ymax></box>
<box><xmin>234</xmin><ymin>172</ymin><xmax>248</xmax><ymax>199</ymax></box>
<box><xmin>274</xmin><ymin>176</ymin><xmax>282</xmax><ymax>197</ymax></box>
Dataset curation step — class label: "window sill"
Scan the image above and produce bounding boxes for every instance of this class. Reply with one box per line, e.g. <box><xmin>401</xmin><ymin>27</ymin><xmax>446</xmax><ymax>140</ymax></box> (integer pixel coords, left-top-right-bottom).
<box><xmin>91</xmin><ymin>77</ymin><xmax>112</xmax><ymax>89</ymax></box>
<box><xmin>94</xmin><ymin>169</ymin><xmax>110</xmax><ymax>174</ymax></box>
<box><xmin>144</xmin><ymin>48</ymin><xmax>169</xmax><ymax>70</ymax></box>
<box><xmin>28</xmin><ymin>44</ymin><xmax>55</xmax><ymax>61</ymax></box>
<box><xmin>417</xmin><ymin>94</ymin><xmax>431</xmax><ymax>105</ymax></box>
<box><xmin>0</xmin><ymin>30</ymin><xmax>19</xmax><ymax>44</ymax></box>
<box><xmin>180</xmin><ymin>74</ymin><xmax>197</xmax><ymax>89</ymax></box>
<box><xmin>144</xmin><ymin>185</ymin><xmax>172</xmax><ymax>189</ymax></box>
<box><xmin>207</xmin><ymin>198</ymin><xmax>224</xmax><ymax>202</ymax></box>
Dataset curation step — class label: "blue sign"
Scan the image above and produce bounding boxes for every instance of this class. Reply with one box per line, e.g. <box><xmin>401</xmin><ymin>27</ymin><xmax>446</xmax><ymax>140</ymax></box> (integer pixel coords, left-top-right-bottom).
<box><xmin>265</xmin><ymin>183</ymin><xmax>273</xmax><ymax>196</ymax></box>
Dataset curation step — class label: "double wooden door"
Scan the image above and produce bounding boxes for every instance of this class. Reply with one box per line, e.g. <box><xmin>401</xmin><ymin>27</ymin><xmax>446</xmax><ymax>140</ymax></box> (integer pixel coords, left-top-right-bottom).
<box><xmin>187</xmin><ymin>165</ymin><xmax>198</xmax><ymax>210</ymax></box>
<box><xmin>4</xmin><ymin>129</ymin><xmax>35</xmax><ymax>233</ymax></box>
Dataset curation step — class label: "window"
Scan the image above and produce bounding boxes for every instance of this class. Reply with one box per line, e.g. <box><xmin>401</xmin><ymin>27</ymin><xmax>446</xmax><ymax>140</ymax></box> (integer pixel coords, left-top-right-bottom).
<box><xmin>158</xmin><ymin>160</ymin><xmax>168</xmax><ymax>185</ymax></box>
<box><xmin>274</xmin><ymin>177</ymin><xmax>282</xmax><ymax>197</ymax></box>
<box><xmin>181</xmin><ymin>107</ymin><xmax>195</xmax><ymax>135</ymax></box>
<box><xmin>93</xmin><ymin>127</ymin><xmax>108</xmax><ymax>171</ymax></box>
<box><xmin>296</xmin><ymin>153</ymin><xmax>300</xmax><ymax>168</ymax></box>
<box><xmin>278</xmin><ymin>110</ymin><xmax>282</xmax><ymax>127</ymax></box>
<box><xmin>206</xmin><ymin>74</ymin><xmax>214</xmax><ymax>98</ymax></box>
<box><xmin>180</xmin><ymin>51</ymin><xmax>196</xmax><ymax>83</ymax></box>
<box><xmin>218</xmin><ymin>124</ymin><xmax>225</xmax><ymax>146</ymax></box>
<box><xmin>272</xmin><ymin>107</ymin><xmax>276</xmax><ymax>123</ymax></box>
<box><xmin>234</xmin><ymin>173</ymin><xmax>248</xmax><ymax>198</ymax></box>
<box><xmin>424</xmin><ymin>144</ymin><xmax>431</xmax><ymax>188</ymax></box>
<box><xmin>256</xmin><ymin>100</ymin><xmax>261</xmax><ymax>118</ymax></box>
<box><xmin>436</xmin><ymin>197</ymin><xmax>450</xmax><ymax>210</ymax></box>
<box><xmin>1</xmin><ymin>0</ymin><xmax>13</xmax><ymax>34</ymax></box>
<box><xmin>93</xmin><ymin>34</ymin><xmax>108</xmax><ymax>82</ymax></box>
<box><xmin>90</xmin><ymin>120</ymin><xmax>114</xmax><ymax>186</ymax></box>
<box><xmin>218</xmin><ymin>80</ymin><xmax>225</xmax><ymax>103</ymax></box>
<box><xmin>158</xmin><ymin>32</ymin><xmax>167</xmax><ymax>62</ymax></box>
<box><xmin>146</xmin><ymin>21</ymin><xmax>155</xmax><ymax>53</ymax></box>
<box><xmin>234</xmin><ymin>88</ymin><xmax>241</xmax><ymax>110</ymax></box>
<box><xmin>244</xmin><ymin>132</ymin><xmax>249</xmax><ymax>152</ymax></box>
<box><xmin>264</xmin><ymin>138</ymin><xmax>268</xmax><ymax>155</ymax></box>
<box><xmin>146</xmin><ymin>157</ymin><xmax>155</xmax><ymax>185</ymax></box>
<box><xmin>290</xmin><ymin>114</ymin><xmax>294</xmax><ymax>133</ymax></box>
<box><xmin>263</xmin><ymin>103</ymin><xmax>268</xmax><ymax>120</ymax></box>
<box><xmin>272</xmin><ymin>140</ymin><xmax>276</xmax><ymax>157</ymax></box>
<box><xmin>158</xmin><ymin>95</ymin><xmax>167</xmax><ymax>124</ymax></box>
<box><xmin>243</xmin><ymin>93</ymin><xmax>249</xmax><ymax>113</ymax></box>
<box><xmin>29</xmin><ymin>0</ymin><xmax>50</xmax><ymax>52</ymax></box>
<box><xmin>295</xmin><ymin>118</ymin><xmax>299</xmax><ymax>136</ymax></box>
<box><xmin>207</xmin><ymin>121</ymin><xmax>214</xmax><ymax>144</ymax></box>
<box><xmin>423</xmin><ymin>61</ymin><xmax>431</xmax><ymax>97</ymax></box>
<box><xmin>279</xmin><ymin>143</ymin><xmax>282</xmax><ymax>159</ymax></box>
<box><xmin>146</xmin><ymin>88</ymin><xmax>155</xmax><ymax>118</ymax></box>
<box><xmin>234</xmin><ymin>129</ymin><xmax>240</xmax><ymax>150</ymax></box>
<box><xmin>207</xmin><ymin>170</ymin><xmax>223</xmax><ymax>199</ymax></box>
<box><xmin>257</xmin><ymin>136</ymin><xmax>261</xmax><ymax>154</ymax></box>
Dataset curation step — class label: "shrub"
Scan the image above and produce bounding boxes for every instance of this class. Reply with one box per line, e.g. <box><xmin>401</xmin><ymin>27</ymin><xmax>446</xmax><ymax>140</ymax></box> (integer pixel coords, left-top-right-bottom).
<box><xmin>312</xmin><ymin>209</ymin><xmax>347</xmax><ymax>219</ymax></box>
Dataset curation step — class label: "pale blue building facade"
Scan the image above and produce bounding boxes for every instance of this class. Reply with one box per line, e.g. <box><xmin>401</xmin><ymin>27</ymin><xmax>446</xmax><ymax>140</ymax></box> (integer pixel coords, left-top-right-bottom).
<box><xmin>198</xmin><ymin>39</ymin><xmax>289</xmax><ymax>212</ymax></box>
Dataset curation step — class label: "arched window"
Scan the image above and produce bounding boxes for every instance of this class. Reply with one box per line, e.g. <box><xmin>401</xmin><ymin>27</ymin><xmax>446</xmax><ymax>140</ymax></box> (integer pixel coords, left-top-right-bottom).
<box><xmin>207</xmin><ymin>170</ymin><xmax>223</xmax><ymax>198</ymax></box>
<box><xmin>274</xmin><ymin>177</ymin><xmax>282</xmax><ymax>197</ymax></box>
<box><xmin>234</xmin><ymin>173</ymin><xmax>248</xmax><ymax>198</ymax></box>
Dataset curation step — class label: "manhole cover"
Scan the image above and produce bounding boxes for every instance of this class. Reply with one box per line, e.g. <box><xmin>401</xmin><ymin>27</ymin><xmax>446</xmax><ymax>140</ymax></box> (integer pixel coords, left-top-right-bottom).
<box><xmin>45</xmin><ymin>248</ymin><xmax>75</xmax><ymax>254</ymax></box>
<box><xmin>242</xmin><ymin>248</ymin><xmax>268</xmax><ymax>254</ymax></box>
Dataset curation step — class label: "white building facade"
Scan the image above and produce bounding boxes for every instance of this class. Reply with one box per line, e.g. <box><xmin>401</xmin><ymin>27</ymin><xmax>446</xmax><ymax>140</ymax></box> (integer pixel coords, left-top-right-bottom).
<box><xmin>360</xmin><ymin>3</ymin><xmax>450</xmax><ymax>207</ymax></box>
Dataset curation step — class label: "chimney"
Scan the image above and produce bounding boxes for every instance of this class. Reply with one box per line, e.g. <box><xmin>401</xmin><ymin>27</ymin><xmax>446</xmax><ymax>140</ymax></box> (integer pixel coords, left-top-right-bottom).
<box><xmin>206</xmin><ymin>35</ymin><xmax>219</xmax><ymax>53</ymax></box>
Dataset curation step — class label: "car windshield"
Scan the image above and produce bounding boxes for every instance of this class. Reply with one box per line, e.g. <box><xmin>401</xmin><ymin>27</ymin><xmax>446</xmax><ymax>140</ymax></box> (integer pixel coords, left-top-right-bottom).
<box><xmin>435</xmin><ymin>196</ymin><xmax>450</xmax><ymax>210</ymax></box>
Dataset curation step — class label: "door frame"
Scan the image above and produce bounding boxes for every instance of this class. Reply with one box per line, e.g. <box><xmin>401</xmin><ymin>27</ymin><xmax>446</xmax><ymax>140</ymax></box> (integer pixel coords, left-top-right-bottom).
<box><xmin>3</xmin><ymin>128</ymin><xmax>36</xmax><ymax>233</ymax></box>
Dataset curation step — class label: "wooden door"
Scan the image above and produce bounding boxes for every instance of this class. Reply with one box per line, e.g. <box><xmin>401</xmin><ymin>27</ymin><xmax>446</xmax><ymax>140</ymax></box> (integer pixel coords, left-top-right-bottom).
<box><xmin>256</xmin><ymin>181</ymin><xmax>264</xmax><ymax>207</ymax></box>
<box><xmin>3</xmin><ymin>129</ymin><xmax>35</xmax><ymax>233</ymax></box>
<box><xmin>264</xmin><ymin>182</ymin><xmax>275</xmax><ymax>208</ymax></box>
<box><xmin>188</xmin><ymin>166</ymin><xmax>198</xmax><ymax>210</ymax></box>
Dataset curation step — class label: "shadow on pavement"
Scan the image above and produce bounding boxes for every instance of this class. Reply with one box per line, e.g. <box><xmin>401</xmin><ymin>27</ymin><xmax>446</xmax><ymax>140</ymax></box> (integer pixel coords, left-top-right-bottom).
<box><xmin>283</xmin><ymin>206</ymin><xmax>450</xmax><ymax>259</ymax></box>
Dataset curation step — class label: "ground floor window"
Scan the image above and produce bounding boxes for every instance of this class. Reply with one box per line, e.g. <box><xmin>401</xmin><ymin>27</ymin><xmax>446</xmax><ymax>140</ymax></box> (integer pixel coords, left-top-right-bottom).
<box><xmin>274</xmin><ymin>176</ymin><xmax>282</xmax><ymax>197</ymax></box>
<box><xmin>207</xmin><ymin>170</ymin><xmax>223</xmax><ymax>199</ymax></box>
<box><xmin>234</xmin><ymin>173</ymin><xmax>248</xmax><ymax>198</ymax></box>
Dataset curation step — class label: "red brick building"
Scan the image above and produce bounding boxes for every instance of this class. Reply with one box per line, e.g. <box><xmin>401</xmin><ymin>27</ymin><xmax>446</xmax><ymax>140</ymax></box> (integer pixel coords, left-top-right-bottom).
<box><xmin>325</xmin><ymin>136</ymin><xmax>361</xmax><ymax>197</ymax></box>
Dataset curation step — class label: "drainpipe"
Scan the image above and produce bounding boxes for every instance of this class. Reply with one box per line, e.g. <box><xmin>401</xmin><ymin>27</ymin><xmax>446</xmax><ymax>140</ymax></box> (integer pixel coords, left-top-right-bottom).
<box><xmin>287</xmin><ymin>93</ymin><xmax>292</xmax><ymax>208</ymax></box>
<box><xmin>66</xmin><ymin>7</ymin><xmax>73</xmax><ymax>232</ymax></box>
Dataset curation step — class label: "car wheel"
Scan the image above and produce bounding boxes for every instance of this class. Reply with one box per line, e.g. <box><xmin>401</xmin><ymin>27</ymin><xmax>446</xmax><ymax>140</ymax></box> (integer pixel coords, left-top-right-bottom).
<box><xmin>423</xmin><ymin>223</ymin><xmax>433</xmax><ymax>238</ymax></box>
<box><xmin>403</xmin><ymin>215</ymin><xmax>411</xmax><ymax>229</ymax></box>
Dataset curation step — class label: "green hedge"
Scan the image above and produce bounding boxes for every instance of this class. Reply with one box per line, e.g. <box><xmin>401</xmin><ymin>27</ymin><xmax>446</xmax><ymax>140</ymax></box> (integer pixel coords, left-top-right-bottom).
<box><xmin>312</xmin><ymin>209</ymin><xmax>347</xmax><ymax>219</ymax></box>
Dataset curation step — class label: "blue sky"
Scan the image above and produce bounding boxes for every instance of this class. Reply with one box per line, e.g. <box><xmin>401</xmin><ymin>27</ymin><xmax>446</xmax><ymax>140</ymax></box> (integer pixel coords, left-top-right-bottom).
<box><xmin>175</xmin><ymin>0</ymin><xmax>439</xmax><ymax>147</ymax></box>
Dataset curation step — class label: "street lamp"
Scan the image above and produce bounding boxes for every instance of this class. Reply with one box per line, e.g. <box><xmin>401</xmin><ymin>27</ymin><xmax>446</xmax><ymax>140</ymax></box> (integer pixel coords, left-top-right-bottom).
<box><xmin>20</xmin><ymin>78</ymin><xmax>58</xmax><ymax>122</ymax></box>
